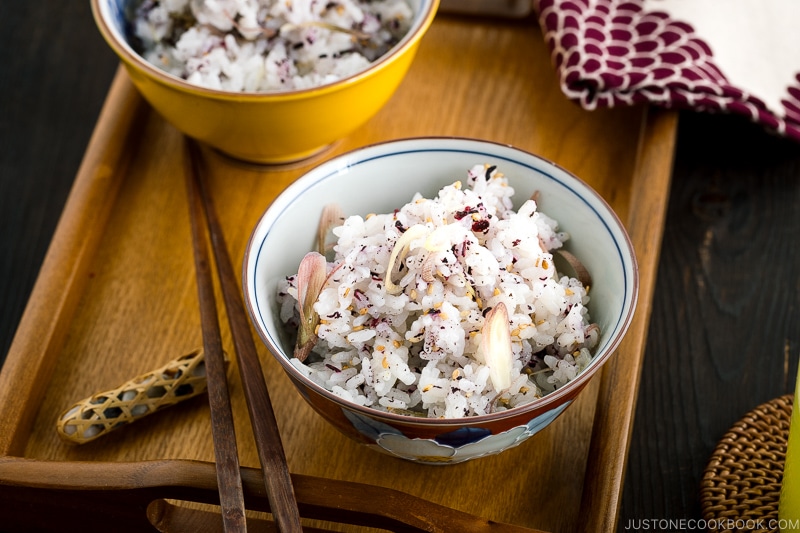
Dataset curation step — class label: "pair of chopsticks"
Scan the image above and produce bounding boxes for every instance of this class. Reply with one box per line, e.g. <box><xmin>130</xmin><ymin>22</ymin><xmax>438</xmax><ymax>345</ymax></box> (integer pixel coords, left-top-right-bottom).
<box><xmin>183</xmin><ymin>138</ymin><xmax>302</xmax><ymax>532</ymax></box>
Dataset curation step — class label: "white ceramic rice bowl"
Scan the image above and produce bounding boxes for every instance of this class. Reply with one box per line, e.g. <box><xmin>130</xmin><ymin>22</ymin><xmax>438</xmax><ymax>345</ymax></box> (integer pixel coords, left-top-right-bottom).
<box><xmin>244</xmin><ymin>137</ymin><xmax>638</xmax><ymax>464</ymax></box>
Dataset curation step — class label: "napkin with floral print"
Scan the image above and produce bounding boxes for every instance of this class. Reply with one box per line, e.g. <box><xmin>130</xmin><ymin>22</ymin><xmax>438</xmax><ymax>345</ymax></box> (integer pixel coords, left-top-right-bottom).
<box><xmin>534</xmin><ymin>0</ymin><xmax>800</xmax><ymax>141</ymax></box>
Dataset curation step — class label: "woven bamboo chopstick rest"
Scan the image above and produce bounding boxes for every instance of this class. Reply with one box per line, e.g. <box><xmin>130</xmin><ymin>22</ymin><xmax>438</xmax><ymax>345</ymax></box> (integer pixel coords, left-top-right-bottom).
<box><xmin>57</xmin><ymin>348</ymin><xmax>220</xmax><ymax>444</ymax></box>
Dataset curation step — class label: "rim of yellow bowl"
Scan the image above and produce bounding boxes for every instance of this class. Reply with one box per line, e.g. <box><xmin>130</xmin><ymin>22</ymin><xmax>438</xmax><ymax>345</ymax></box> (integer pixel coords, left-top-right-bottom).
<box><xmin>90</xmin><ymin>0</ymin><xmax>440</xmax><ymax>102</ymax></box>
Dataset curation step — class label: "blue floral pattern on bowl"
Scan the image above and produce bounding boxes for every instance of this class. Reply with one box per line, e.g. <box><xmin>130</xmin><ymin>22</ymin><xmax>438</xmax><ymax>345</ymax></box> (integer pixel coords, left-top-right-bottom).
<box><xmin>342</xmin><ymin>402</ymin><xmax>571</xmax><ymax>464</ymax></box>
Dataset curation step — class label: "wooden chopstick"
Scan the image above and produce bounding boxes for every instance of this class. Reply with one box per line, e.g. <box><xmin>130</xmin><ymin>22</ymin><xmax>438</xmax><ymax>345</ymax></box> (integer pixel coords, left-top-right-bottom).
<box><xmin>185</xmin><ymin>139</ymin><xmax>303</xmax><ymax>533</ymax></box>
<box><xmin>184</xmin><ymin>139</ymin><xmax>248</xmax><ymax>533</ymax></box>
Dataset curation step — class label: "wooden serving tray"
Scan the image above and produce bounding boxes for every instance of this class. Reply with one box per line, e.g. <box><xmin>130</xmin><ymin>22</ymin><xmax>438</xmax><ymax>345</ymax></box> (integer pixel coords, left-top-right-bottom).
<box><xmin>0</xmin><ymin>13</ymin><xmax>677</xmax><ymax>533</ymax></box>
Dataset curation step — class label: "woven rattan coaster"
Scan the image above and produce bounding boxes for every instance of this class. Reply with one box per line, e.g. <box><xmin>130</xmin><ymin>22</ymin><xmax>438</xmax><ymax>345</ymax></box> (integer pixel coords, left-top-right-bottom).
<box><xmin>701</xmin><ymin>394</ymin><xmax>793</xmax><ymax>532</ymax></box>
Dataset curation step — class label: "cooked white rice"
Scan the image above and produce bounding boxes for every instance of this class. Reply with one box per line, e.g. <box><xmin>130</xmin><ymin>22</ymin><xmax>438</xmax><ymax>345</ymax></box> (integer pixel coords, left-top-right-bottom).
<box><xmin>130</xmin><ymin>0</ymin><xmax>414</xmax><ymax>92</ymax></box>
<box><xmin>278</xmin><ymin>164</ymin><xmax>599</xmax><ymax>419</ymax></box>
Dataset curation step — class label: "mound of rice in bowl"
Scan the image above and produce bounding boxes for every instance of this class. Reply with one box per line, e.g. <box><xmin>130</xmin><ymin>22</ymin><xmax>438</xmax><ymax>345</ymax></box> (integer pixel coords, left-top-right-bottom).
<box><xmin>130</xmin><ymin>0</ymin><xmax>414</xmax><ymax>92</ymax></box>
<box><xmin>277</xmin><ymin>164</ymin><xmax>600</xmax><ymax>419</ymax></box>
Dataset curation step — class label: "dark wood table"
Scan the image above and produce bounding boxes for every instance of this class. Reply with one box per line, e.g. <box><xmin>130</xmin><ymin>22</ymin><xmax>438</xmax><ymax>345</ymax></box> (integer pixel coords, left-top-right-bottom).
<box><xmin>3</xmin><ymin>3</ymin><xmax>798</xmax><ymax>530</ymax></box>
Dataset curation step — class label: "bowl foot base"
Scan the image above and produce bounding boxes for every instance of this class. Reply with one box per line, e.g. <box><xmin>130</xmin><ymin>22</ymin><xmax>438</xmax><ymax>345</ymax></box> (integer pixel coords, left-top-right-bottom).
<box><xmin>213</xmin><ymin>141</ymin><xmax>339</xmax><ymax>171</ymax></box>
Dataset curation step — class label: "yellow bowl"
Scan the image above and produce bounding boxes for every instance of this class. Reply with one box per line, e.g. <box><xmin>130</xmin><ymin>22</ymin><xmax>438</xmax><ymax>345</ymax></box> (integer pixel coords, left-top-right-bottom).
<box><xmin>91</xmin><ymin>0</ymin><xmax>439</xmax><ymax>164</ymax></box>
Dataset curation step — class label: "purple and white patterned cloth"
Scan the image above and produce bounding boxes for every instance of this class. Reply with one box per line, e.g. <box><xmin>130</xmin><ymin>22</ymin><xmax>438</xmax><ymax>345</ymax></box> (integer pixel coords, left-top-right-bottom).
<box><xmin>535</xmin><ymin>0</ymin><xmax>800</xmax><ymax>141</ymax></box>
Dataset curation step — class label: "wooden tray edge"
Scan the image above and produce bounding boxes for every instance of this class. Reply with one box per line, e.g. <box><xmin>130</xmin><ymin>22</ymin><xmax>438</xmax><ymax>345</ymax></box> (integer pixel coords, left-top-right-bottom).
<box><xmin>579</xmin><ymin>107</ymin><xmax>679</xmax><ymax>532</ymax></box>
<box><xmin>0</xmin><ymin>456</ymin><xmax>546</xmax><ymax>532</ymax></box>
<box><xmin>0</xmin><ymin>67</ymin><xmax>146</xmax><ymax>456</ymax></box>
